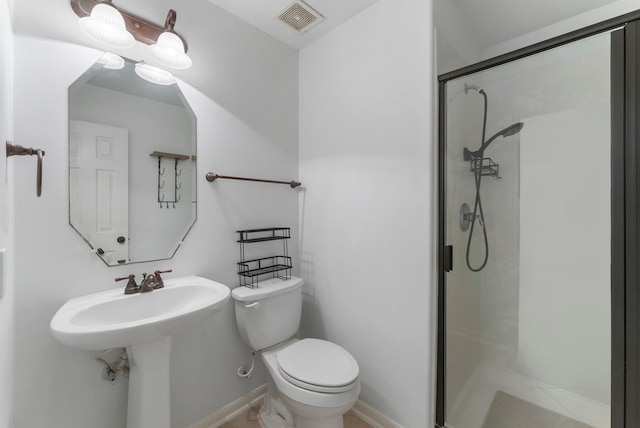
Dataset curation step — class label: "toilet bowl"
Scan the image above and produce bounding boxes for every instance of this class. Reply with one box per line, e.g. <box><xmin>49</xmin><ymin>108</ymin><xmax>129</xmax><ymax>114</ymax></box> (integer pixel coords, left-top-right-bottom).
<box><xmin>232</xmin><ymin>276</ymin><xmax>361</xmax><ymax>428</ymax></box>
<box><xmin>260</xmin><ymin>338</ymin><xmax>360</xmax><ymax>428</ymax></box>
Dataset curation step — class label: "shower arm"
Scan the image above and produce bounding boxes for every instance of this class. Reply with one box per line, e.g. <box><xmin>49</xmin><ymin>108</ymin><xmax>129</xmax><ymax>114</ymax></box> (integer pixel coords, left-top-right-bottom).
<box><xmin>464</xmin><ymin>132</ymin><xmax>502</xmax><ymax>161</ymax></box>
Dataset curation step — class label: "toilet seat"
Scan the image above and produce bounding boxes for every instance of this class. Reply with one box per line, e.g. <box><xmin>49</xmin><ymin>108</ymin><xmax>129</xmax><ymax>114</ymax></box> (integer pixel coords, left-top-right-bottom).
<box><xmin>276</xmin><ymin>338</ymin><xmax>359</xmax><ymax>393</ymax></box>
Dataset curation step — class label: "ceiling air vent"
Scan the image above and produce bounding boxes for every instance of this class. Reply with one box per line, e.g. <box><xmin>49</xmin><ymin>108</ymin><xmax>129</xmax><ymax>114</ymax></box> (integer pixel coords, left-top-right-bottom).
<box><xmin>277</xmin><ymin>1</ymin><xmax>324</xmax><ymax>33</ymax></box>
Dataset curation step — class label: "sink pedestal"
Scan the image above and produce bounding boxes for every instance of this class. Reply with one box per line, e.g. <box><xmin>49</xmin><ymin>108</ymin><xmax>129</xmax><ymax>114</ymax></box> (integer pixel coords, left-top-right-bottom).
<box><xmin>126</xmin><ymin>337</ymin><xmax>172</xmax><ymax>428</ymax></box>
<box><xmin>49</xmin><ymin>276</ymin><xmax>231</xmax><ymax>428</ymax></box>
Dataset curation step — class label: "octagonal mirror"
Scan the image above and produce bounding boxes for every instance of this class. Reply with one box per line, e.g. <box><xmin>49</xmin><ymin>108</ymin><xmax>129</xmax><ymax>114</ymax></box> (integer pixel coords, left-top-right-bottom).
<box><xmin>68</xmin><ymin>56</ymin><xmax>197</xmax><ymax>266</ymax></box>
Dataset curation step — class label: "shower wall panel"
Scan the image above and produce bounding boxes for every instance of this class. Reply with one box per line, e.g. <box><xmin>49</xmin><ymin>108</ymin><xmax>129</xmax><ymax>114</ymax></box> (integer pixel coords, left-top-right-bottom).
<box><xmin>519</xmin><ymin>106</ymin><xmax>610</xmax><ymax>404</ymax></box>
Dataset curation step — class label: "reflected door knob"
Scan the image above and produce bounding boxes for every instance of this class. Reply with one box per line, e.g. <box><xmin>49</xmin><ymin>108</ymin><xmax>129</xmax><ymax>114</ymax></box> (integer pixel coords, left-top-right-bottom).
<box><xmin>117</xmin><ymin>236</ymin><xmax>126</xmax><ymax>244</ymax></box>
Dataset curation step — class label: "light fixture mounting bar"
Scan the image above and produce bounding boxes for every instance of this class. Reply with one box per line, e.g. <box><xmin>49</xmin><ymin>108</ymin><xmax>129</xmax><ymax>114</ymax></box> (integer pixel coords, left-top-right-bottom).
<box><xmin>70</xmin><ymin>0</ymin><xmax>188</xmax><ymax>51</ymax></box>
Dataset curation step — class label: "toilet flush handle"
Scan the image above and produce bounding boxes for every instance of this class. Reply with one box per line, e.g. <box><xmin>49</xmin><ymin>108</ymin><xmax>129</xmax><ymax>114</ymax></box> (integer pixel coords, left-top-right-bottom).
<box><xmin>245</xmin><ymin>301</ymin><xmax>261</xmax><ymax>309</ymax></box>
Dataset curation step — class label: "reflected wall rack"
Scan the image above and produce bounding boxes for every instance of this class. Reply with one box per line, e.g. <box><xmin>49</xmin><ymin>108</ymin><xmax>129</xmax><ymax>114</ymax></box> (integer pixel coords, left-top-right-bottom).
<box><xmin>237</xmin><ymin>227</ymin><xmax>292</xmax><ymax>288</ymax></box>
<box><xmin>150</xmin><ymin>151</ymin><xmax>191</xmax><ymax>208</ymax></box>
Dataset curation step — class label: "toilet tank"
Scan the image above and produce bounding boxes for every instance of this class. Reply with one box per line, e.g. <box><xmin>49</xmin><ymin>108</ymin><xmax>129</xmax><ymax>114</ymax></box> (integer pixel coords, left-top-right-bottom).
<box><xmin>232</xmin><ymin>276</ymin><xmax>303</xmax><ymax>351</ymax></box>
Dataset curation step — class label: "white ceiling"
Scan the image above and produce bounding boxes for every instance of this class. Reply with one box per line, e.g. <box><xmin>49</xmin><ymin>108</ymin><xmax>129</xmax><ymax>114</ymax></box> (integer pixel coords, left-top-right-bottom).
<box><xmin>205</xmin><ymin>0</ymin><xmax>379</xmax><ymax>49</ymax></box>
<box><xmin>449</xmin><ymin>0</ymin><xmax>623</xmax><ymax>49</ymax></box>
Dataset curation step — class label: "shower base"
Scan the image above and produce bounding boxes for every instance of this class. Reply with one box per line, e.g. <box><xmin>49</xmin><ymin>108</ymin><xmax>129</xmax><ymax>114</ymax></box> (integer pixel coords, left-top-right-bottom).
<box><xmin>447</xmin><ymin>365</ymin><xmax>609</xmax><ymax>428</ymax></box>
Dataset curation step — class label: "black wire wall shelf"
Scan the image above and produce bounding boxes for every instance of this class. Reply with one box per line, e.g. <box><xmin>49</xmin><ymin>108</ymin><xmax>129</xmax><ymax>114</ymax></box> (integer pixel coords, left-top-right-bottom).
<box><xmin>237</xmin><ymin>227</ymin><xmax>292</xmax><ymax>288</ymax></box>
<box><xmin>470</xmin><ymin>156</ymin><xmax>501</xmax><ymax>179</ymax></box>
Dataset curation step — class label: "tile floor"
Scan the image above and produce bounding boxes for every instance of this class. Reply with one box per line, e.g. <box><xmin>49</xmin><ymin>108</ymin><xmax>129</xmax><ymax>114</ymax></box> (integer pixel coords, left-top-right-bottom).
<box><xmin>219</xmin><ymin>404</ymin><xmax>373</xmax><ymax>428</ymax></box>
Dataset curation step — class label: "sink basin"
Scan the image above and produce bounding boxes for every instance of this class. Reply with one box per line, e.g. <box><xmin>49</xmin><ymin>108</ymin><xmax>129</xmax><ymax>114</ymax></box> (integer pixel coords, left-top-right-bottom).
<box><xmin>51</xmin><ymin>275</ymin><xmax>230</xmax><ymax>350</ymax></box>
<box><xmin>50</xmin><ymin>275</ymin><xmax>230</xmax><ymax>428</ymax></box>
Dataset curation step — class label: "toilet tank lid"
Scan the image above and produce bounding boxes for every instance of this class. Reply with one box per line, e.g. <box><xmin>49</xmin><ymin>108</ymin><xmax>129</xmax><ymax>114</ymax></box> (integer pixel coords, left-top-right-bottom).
<box><xmin>232</xmin><ymin>276</ymin><xmax>303</xmax><ymax>302</ymax></box>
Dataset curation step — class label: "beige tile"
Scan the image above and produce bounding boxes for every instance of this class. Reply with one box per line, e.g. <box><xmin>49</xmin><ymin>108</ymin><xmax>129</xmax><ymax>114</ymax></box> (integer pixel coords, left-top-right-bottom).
<box><xmin>218</xmin><ymin>405</ymin><xmax>260</xmax><ymax>428</ymax></box>
<box><xmin>218</xmin><ymin>407</ymin><xmax>372</xmax><ymax>428</ymax></box>
<box><xmin>344</xmin><ymin>410</ymin><xmax>374</xmax><ymax>428</ymax></box>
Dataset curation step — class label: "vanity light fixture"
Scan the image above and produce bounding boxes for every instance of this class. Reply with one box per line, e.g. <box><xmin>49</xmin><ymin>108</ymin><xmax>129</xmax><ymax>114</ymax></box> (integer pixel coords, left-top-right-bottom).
<box><xmin>135</xmin><ymin>62</ymin><xmax>176</xmax><ymax>86</ymax></box>
<box><xmin>72</xmin><ymin>0</ymin><xmax>192</xmax><ymax>69</ymax></box>
<box><xmin>77</xmin><ymin>0</ymin><xmax>135</xmax><ymax>49</ymax></box>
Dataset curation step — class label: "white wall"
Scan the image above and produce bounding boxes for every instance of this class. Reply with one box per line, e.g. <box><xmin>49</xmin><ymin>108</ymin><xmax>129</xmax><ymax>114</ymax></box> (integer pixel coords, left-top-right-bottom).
<box><xmin>298</xmin><ymin>0</ymin><xmax>433</xmax><ymax>426</ymax></box>
<box><xmin>0</xmin><ymin>0</ymin><xmax>14</xmax><ymax>425</ymax></box>
<box><xmin>433</xmin><ymin>0</ymin><xmax>484</xmax><ymax>75</ymax></box>
<box><xmin>12</xmin><ymin>33</ymin><xmax>298</xmax><ymax>428</ymax></box>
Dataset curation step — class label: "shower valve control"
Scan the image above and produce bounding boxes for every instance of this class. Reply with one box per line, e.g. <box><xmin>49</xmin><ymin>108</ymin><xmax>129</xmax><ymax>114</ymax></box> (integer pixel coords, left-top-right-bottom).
<box><xmin>460</xmin><ymin>203</ymin><xmax>473</xmax><ymax>231</ymax></box>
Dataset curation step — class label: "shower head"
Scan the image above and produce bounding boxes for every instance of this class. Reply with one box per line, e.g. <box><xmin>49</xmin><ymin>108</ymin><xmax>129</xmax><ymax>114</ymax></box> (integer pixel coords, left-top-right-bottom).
<box><xmin>500</xmin><ymin>122</ymin><xmax>524</xmax><ymax>138</ymax></box>
<box><xmin>463</xmin><ymin>122</ymin><xmax>524</xmax><ymax>161</ymax></box>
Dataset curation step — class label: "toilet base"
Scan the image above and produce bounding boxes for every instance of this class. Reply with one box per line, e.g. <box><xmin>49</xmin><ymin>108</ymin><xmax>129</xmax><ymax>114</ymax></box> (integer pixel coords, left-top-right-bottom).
<box><xmin>259</xmin><ymin>377</ymin><xmax>353</xmax><ymax>428</ymax></box>
<box><xmin>259</xmin><ymin>402</ymin><xmax>345</xmax><ymax>428</ymax></box>
<box><xmin>281</xmin><ymin>393</ymin><xmax>352</xmax><ymax>428</ymax></box>
<box><xmin>259</xmin><ymin>382</ymin><xmax>295</xmax><ymax>428</ymax></box>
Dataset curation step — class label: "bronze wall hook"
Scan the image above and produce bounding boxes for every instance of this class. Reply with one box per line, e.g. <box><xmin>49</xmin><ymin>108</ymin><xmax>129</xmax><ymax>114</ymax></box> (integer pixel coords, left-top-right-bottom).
<box><xmin>6</xmin><ymin>141</ymin><xmax>45</xmax><ymax>197</ymax></box>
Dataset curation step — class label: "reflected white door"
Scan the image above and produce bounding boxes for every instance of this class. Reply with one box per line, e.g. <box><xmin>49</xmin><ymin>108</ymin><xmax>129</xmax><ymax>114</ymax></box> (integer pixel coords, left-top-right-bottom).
<box><xmin>69</xmin><ymin>120</ymin><xmax>129</xmax><ymax>264</ymax></box>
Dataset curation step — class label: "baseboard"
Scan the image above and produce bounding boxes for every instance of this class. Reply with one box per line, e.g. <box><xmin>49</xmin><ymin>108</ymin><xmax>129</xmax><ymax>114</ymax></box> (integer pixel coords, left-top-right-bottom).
<box><xmin>187</xmin><ymin>384</ymin><xmax>267</xmax><ymax>428</ymax></box>
<box><xmin>352</xmin><ymin>400</ymin><xmax>404</xmax><ymax>428</ymax></box>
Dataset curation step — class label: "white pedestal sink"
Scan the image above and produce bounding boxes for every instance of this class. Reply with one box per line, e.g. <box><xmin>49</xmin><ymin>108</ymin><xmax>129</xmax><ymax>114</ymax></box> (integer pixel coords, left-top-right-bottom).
<box><xmin>50</xmin><ymin>275</ymin><xmax>230</xmax><ymax>428</ymax></box>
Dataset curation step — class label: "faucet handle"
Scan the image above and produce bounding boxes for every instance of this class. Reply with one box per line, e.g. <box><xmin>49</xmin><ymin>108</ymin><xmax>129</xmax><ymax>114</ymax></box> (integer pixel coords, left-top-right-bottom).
<box><xmin>153</xmin><ymin>269</ymin><xmax>172</xmax><ymax>289</ymax></box>
<box><xmin>115</xmin><ymin>274</ymin><xmax>139</xmax><ymax>295</ymax></box>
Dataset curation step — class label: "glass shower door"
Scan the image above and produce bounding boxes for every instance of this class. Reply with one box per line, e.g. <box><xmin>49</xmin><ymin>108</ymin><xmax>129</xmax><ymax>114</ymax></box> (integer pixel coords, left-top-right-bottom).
<box><xmin>442</xmin><ymin>31</ymin><xmax>612</xmax><ymax>428</ymax></box>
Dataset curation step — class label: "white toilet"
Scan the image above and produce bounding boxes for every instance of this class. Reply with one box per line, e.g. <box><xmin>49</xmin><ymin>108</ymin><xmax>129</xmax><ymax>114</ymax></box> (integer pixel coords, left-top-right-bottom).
<box><xmin>232</xmin><ymin>276</ymin><xmax>361</xmax><ymax>428</ymax></box>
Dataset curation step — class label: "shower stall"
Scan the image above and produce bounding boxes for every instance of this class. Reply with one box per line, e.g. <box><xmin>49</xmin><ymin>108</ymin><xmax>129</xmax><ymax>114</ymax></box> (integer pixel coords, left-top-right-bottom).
<box><xmin>436</xmin><ymin>11</ymin><xmax>640</xmax><ymax>428</ymax></box>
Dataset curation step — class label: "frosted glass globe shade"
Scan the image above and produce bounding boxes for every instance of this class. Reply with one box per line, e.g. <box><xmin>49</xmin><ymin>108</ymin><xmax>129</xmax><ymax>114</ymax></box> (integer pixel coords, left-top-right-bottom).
<box><xmin>78</xmin><ymin>3</ymin><xmax>135</xmax><ymax>49</ymax></box>
<box><xmin>150</xmin><ymin>32</ymin><xmax>192</xmax><ymax>70</ymax></box>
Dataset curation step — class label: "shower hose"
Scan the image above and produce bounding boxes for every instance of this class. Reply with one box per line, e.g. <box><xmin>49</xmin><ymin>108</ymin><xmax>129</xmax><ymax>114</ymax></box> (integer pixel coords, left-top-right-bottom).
<box><xmin>466</xmin><ymin>89</ymin><xmax>489</xmax><ymax>272</ymax></box>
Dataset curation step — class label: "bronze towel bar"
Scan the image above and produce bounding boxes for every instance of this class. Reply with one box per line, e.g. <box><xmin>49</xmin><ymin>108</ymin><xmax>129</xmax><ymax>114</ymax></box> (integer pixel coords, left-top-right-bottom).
<box><xmin>205</xmin><ymin>172</ymin><xmax>301</xmax><ymax>189</ymax></box>
<box><xmin>6</xmin><ymin>141</ymin><xmax>45</xmax><ymax>197</ymax></box>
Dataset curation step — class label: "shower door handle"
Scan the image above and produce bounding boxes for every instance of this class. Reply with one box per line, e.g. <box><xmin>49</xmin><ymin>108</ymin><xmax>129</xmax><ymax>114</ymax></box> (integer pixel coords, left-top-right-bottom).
<box><xmin>443</xmin><ymin>245</ymin><xmax>453</xmax><ymax>272</ymax></box>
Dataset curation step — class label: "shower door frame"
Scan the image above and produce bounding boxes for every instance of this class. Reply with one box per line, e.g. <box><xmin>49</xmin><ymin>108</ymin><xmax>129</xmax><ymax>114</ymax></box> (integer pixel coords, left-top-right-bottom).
<box><xmin>436</xmin><ymin>10</ymin><xmax>640</xmax><ymax>428</ymax></box>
